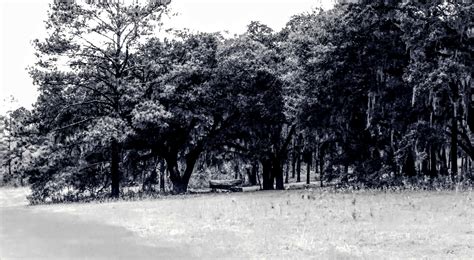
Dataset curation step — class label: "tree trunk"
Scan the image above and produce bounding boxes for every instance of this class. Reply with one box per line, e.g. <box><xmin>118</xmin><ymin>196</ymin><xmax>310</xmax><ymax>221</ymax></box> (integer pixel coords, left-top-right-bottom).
<box><xmin>296</xmin><ymin>148</ymin><xmax>301</xmax><ymax>183</ymax></box>
<box><xmin>6</xmin><ymin>159</ymin><xmax>11</xmax><ymax>184</ymax></box>
<box><xmin>440</xmin><ymin>147</ymin><xmax>448</xmax><ymax>176</ymax></box>
<box><xmin>234</xmin><ymin>163</ymin><xmax>241</xmax><ymax>180</ymax></box>
<box><xmin>306</xmin><ymin>152</ymin><xmax>312</xmax><ymax>185</ymax></box>
<box><xmin>291</xmin><ymin>140</ymin><xmax>296</xmax><ymax>179</ymax></box>
<box><xmin>274</xmin><ymin>157</ymin><xmax>284</xmax><ymax>190</ymax></box>
<box><xmin>451</xmin><ymin>108</ymin><xmax>458</xmax><ymax>182</ymax></box>
<box><xmin>141</xmin><ymin>170</ymin><xmax>146</xmax><ymax>192</ymax></box>
<box><xmin>274</xmin><ymin>125</ymin><xmax>295</xmax><ymax>189</ymax></box>
<box><xmin>110</xmin><ymin>138</ymin><xmax>120</xmax><ymax>198</ymax></box>
<box><xmin>430</xmin><ymin>146</ymin><xmax>438</xmax><ymax>178</ymax></box>
<box><xmin>160</xmin><ymin>159</ymin><xmax>166</xmax><ymax>192</ymax></box>
<box><xmin>261</xmin><ymin>159</ymin><xmax>273</xmax><ymax>190</ymax></box>
<box><xmin>285</xmin><ymin>159</ymin><xmax>289</xmax><ymax>184</ymax></box>
<box><xmin>166</xmin><ymin>156</ymin><xmax>187</xmax><ymax>194</ymax></box>
<box><xmin>171</xmin><ymin>181</ymin><xmax>188</xmax><ymax>194</ymax></box>
<box><xmin>314</xmin><ymin>149</ymin><xmax>319</xmax><ymax>181</ymax></box>
<box><xmin>248</xmin><ymin>162</ymin><xmax>258</xmax><ymax>186</ymax></box>
<box><xmin>150</xmin><ymin>169</ymin><xmax>158</xmax><ymax>192</ymax></box>
<box><xmin>403</xmin><ymin>149</ymin><xmax>416</xmax><ymax>177</ymax></box>
<box><xmin>468</xmin><ymin>158</ymin><xmax>472</xmax><ymax>179</ymax></box>
<box><xmin>421</xmin><ymin>156</ymin><xmax>429</xmax><ymax>176</ymax></box>
<box><xmin>319</xmin><ymin>148</ymin><xmax>324</xmax><ymax>187</ymax></box>
<box><xmin>167</xmin><ymin>146</ymin><xmax>202</xmax><ymax>194</ymax></box>
<box><xmin>466</xmin><ymin>157</ymin><xmax>471</xmax><ymax>180</ymax></box>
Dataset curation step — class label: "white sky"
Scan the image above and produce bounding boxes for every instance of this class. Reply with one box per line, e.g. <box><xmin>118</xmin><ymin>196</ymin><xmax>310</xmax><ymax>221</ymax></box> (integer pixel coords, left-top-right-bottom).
<box><xmin>0</xmin><ymin>0</ymin><xmax>335</xmax><ymax>115</ymax></box>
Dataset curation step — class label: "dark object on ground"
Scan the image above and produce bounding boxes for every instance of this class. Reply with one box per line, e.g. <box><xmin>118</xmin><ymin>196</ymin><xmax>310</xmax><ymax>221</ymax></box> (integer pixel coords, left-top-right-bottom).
<box><xmin>209</xmin><ymin>179</ymin><xmax>243</xmax><ymax>192</ymax></box>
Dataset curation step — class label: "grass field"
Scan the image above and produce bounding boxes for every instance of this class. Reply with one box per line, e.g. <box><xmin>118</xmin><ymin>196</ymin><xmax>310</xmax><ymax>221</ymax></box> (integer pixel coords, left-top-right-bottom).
<box><xmin>27</xmin><ymin>188</ymin><xmax>472</xmax><ymax>259</ymax></box>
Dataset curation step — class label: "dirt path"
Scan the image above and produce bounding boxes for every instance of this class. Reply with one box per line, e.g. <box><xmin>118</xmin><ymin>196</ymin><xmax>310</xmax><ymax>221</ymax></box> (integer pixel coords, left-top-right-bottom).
<box><xmin>0</xmin><ymin>205</ymin><xmax>193</xmax><ymax>259</ymax></box>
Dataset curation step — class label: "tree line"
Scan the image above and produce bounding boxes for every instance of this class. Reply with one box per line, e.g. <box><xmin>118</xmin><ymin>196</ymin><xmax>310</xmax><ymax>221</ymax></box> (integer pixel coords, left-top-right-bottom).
<box><xmin>0</xmin><ymin>0</ymin><xmax>472</xmax><ymax>203</ymax></box>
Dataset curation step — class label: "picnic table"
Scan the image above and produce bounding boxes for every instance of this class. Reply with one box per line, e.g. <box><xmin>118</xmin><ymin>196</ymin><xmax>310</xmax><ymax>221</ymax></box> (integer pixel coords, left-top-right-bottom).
<box><xmin>209</xmin><ymin>179</ymin><xmax>243</xmax><ymax>192</ymax></box>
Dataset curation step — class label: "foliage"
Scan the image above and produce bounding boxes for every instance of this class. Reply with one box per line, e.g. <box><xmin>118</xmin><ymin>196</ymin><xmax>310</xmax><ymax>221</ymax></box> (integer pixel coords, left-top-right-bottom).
<box><xmin>22</xmin><ymin>0</ymin><xmax>473</xmax><ymax>203</ymax></box>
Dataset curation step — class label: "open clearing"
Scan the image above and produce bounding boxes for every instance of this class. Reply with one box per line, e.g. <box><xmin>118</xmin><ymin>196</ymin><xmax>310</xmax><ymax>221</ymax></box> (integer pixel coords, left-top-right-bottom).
<box><xmin>1</xmin><ymin>188</ymin><xmax>473</xmax><ymax>259</ymax></box>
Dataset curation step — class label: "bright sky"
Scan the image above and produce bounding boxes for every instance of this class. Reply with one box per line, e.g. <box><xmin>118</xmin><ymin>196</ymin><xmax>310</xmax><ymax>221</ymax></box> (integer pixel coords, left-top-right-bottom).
<box><xmin>0</xmin><ymin>0</ymin><xmax>335</xmax><ymax>115</ymax></box>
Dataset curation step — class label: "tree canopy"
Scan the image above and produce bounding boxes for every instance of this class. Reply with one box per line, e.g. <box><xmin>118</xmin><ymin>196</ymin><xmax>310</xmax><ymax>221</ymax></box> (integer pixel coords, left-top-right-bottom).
<box><xmin>2</xmin><ymin>0</ymin><xmax>471</xmax><ymax>203</ymax></box>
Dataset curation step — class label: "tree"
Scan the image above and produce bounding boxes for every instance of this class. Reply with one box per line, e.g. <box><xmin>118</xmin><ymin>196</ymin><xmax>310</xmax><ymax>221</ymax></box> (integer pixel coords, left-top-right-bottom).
<box><xmin>292</xmin><ymin>1</ymin><xmax>416</xmax><ymax>186</ymax></box>
<box><xmin>29</xmin><ymin>0</ymin><xmax>170</xmax><ymax>199</ymax></box>
<box><xmin>401</xmin><ymin>0</ymin><xmax>473</xmax><ymax>181</ymax></box>
<box><xmin>0</xmin><ymin>106</ymin><xmax>34</xmax><ymax>185</ymax></box>
<box><xmin>291</xmin><ymin>0</ymin><xmax>472</xmax><ymax>186</ymax></box>
<box><xmin>128</xmin><ymin>32</ymin><xmax>232</xmax><ymax>193</ymax></box>
<box><xmin>131</xmin><ymin>28</ymin><xmax>291</xmax><ymax>192</ymax></box>
<box><xmin>219</xmin><ymin>23</ymin><xmax>297</xmax><ymax>190</ymax></box>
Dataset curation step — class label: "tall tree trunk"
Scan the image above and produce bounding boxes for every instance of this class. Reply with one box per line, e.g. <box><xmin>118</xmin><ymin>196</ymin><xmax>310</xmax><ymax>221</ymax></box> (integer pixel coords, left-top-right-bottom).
<box><xmin>234</xmin><ymin>163</ymin><xmax>240</xmax><ymax>180</ymax></box>
<box><xmin>451</xmin><ymin>107</ymin><xmax>458</xmax><ymax>182</ymax></box>
<box><xmin>257</xmin><ymin>164</ymin><xmax>262</xmax><ymax>189</ymax></box>
<box><xmin>110</xmin><ymin>138</ymin><xmax>120</xmax><ymax>198</ymax></box>
<box><xmin>160</xmin><ymin>159</ymin><xmax>166</xmax><ymax>193</ymax></box>
<box><xmin>296</xmin><ymin>147</ymin><xmax>301</xmax><ymax>182</ymax></box>
<box><xmin>141</xmin><ymin>170</ymin><xmax>146</xmax><ymax>192</ymax></box>
<box><xmin>167</xmin><ymin>146</ymin><xmax>202</xmax><ymax>194</ymax></box>
<box><xmin>274</xmin><ymin>157</ymin><xmax>284</xmax><ymax>190</ymax></box>
<box><xmin>314</xmin><ymin>149</ymin><xmax>319</xmax><ymax>181</ymax></box>
<box><xmin>469</xmin><ymin>158</ymin><xmax>472</xmax><ymax>179</ymax></box>
<box><xmin>296</xmin><ymin>154</ymin><xmax>301</xmax><ymax>182</ymax></box>
<box><xmin>295</xmin><ymin>134</ymin><xmax>303</xmax><ymax>182</ymax></box>
<box><xmin>285</xmin><ymin>159</ymin><xmax>289</xmax><ymax>184</ymax></box>
<box><xmin>166</xmin><ymin>155</ymin><xmax>187</xmax><ymax>194</ymax></box>
<box><xmin>248</xmin><ymin>162</ymin><xmax>258</xmax><ymax>186</ymax></box>
<box><xmin>291</xmin><ymin>140</ymin><xmax>296</xmax><ymax>178</ymax></box>
<box><xmin>261</xmin><ymin>159</ymin><xmax>273</xmax><ymax>190</ymax></box>
<box><xmin>149</xmin><ymin>168</ymin><xmax>158</xmax><ymax>192</ymax></box>
<box><xmin>440</xmin><ymin>147</ymin><xmax>448</xmax><ymax>176</ymax></box>
<box><xmin>166</xmin><ymin>155</ymin><xmax>178</xmax><ymax>188</ymax></box>
<box><xmin>306</xmin><ymin>151</ymin><xmax>312</xmax><ymax>185</ymax></box>
<box><xmin>274</xmin><ymin>125</ymin><xmax>295</xmax><ymax>189</ymax></box>
<box><xmin>403</xmin><ymin>148</ymin><xmax>416</xmax><ymax>177</ymax></box>
<box><xmin>421</xmin><ymin>156</ymin><xmax>429</xmax><ymax>176</ymax></box>
<box><xmin>181</xmin><ymin>149</ymin><xmax>200</xmax><ymax>191</ymax></box>
<box><xmin>466</xmin><ymin>157</ymin><xmax>471</xmax><ymax>180</ymax></box>
<box><xmin>6</xmin><ymin>159</ymin><xmax>11</xmax><ymax>184</ymax></box>
<box><xmin>430</xmin><ymin>146</ymin><xmax>438</xmax><ymax>179</ymax></box>
<box><xmin>319</xmin><ymin>148</ymin><xmax>324</xmax><ymax>187</ymax></box>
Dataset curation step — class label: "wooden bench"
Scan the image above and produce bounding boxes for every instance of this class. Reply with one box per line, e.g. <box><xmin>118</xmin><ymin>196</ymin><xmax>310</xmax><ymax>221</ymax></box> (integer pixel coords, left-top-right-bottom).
<box><xmin>209</xmin><ymin>179</ymin><xmax>243</xmax><ymax>192</ymax></box>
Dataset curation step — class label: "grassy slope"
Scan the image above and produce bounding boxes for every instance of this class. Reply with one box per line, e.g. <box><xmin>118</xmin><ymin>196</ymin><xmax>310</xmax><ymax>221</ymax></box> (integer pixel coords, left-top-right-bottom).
<box><xmin>35</xmin><ymin>189</ymin><xmax>474</xmax><ymax>259</ymax></box>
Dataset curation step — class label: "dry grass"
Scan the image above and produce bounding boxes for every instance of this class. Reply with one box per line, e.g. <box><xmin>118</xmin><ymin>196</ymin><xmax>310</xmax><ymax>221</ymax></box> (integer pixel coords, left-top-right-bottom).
<box><xmin>34</xmin><ymin>188</ymin><xmax>474</xmax><ymax>259</ymax></box>
<box><xmin>0</xmin><ymin>187</ymin><xmax>30</xmax><ymax>208</ymax></box>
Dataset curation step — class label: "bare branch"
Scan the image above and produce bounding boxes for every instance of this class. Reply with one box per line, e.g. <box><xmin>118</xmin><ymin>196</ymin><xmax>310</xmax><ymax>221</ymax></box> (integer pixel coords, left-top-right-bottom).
<box><xmin>53</xmin><ymin>117</ymin><xmax>98</xmax><ymax>132</ymax></box>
